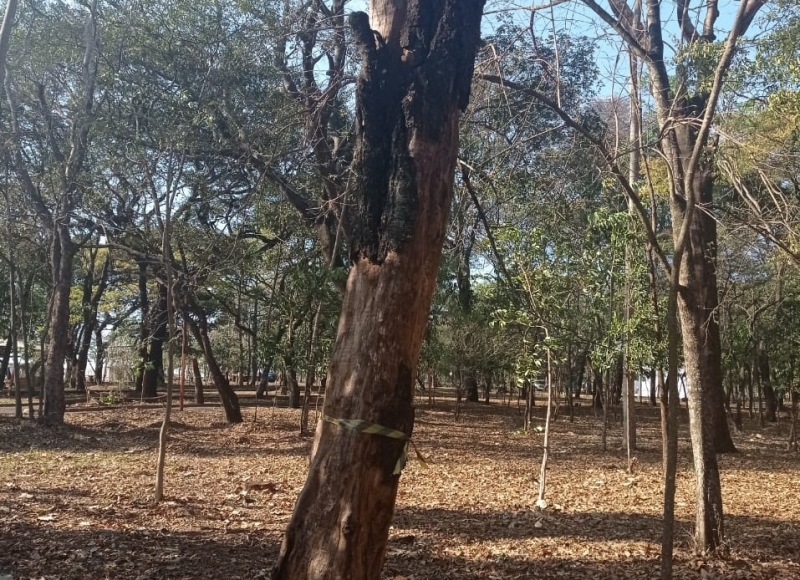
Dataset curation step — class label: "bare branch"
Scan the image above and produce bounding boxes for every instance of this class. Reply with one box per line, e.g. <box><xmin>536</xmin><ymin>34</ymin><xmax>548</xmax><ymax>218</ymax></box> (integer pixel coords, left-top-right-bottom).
<box><xmin>480</xmin><ymin>73</ymin><xmax>672</xmax><ymax>275</ymax></box>
<box><xmin>684</xmin><ymin>0</ymin><xmax>767</xmax><ymax>200</ymax></box>
<box><xmin>458</xmin><ymin>162</ymin><xmax>514</xmax><ymax>287</ymax></box>
<box><xmin>676</xmin><ymin>0</ymin><xmax>700</xmax><ymax>44</ymax></box>
<box><xmin>580</xmin><ymin>0</ymin><xmax>649</xmax><ymax>60</ymax></box>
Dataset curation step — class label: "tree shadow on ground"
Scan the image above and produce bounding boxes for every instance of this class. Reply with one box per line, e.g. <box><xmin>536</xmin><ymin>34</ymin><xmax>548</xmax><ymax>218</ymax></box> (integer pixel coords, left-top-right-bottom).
<box><xmin>0</xmin><ymin>413</ymin><xmax>308</xmax><ymax>457</ymax></box>
<box><xmin>393</xmin><ymin>505</ymin><xmax>800</xmax><ymax>564</ymax></box>
<box><xmin>382</xmin><ymin>537</ymin><xmax>798</xmax><ymax>580</ymax></box>
<box><xmin>0</xmin><ymin>518</ymin><xmax>795</xmax><ymax>580</ymax></box>
<box><xmin>0</xmin><ymin>521</ymin><xmax>278</xmax><ymax>580</ymax></box>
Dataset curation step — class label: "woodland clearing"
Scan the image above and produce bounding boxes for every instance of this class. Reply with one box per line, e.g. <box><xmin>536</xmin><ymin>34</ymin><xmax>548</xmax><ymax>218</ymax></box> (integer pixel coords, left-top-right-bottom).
<box><xmin>0</xmin><ymin>399</ymin><xmax>797</xmax><ymax>580</ymax></box>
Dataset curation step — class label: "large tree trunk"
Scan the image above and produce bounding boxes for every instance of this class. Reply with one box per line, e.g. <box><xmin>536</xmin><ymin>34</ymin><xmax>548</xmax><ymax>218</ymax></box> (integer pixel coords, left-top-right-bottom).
<box><xmin>273</xmin><ymin>2</ymin><xmax>485</xmax><ymax>577</ymax></box>
<box><xmin>671</xmin><ymin>123</ymin><xmax>729</xmax><ymax>552</ymax></box>
<box><xmin>142</xmin><ymin>282</ymin><xmax>168</xmax><ymax>399</ymax></box>
<box><xmin>43</xmin><ymin>225</ymin><xmax>76</xmax><ymax>424</ymax></box>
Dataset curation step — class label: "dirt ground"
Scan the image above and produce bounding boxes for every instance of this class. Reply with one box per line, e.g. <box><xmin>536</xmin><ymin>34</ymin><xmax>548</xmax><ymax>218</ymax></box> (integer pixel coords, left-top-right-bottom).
<box><xmin>0</xmin><ymin>398</ymin><xmax>798</xmax><ymax>579</ymax></box>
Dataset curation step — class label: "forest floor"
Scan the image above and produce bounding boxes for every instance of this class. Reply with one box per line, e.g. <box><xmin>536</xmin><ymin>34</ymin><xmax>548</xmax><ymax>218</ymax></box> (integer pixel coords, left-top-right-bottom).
<box><xmin>0</xmin><ymin>397</ymin><xmax>798</xmax><ymax>580</ymax></box>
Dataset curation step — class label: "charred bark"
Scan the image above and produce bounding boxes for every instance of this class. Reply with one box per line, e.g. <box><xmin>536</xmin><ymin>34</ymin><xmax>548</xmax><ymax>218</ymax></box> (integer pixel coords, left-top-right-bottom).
<box><xmin>273</xmin><ymin>1</ymin><xmax>485</xmax><ymax>577</ymax></box>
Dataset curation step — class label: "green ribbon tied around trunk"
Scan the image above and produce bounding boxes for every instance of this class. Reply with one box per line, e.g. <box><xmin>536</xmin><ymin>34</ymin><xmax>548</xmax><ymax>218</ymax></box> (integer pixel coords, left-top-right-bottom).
<box><xmin>321</xmin><ymin>414</ymin><xmax>428</xmax><ymax>475</ymax></box>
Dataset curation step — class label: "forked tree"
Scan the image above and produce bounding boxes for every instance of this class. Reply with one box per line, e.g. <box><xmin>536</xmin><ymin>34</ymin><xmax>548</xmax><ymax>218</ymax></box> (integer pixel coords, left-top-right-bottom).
<box><xmin>271</xmin><ymin>0</ymin><xmax>485</xmax><ymax>578</ymax></box>
<box><xmin>481</xmin><ymin>0</ymin><xmax>765</xmax><ymax>563</ymax></box>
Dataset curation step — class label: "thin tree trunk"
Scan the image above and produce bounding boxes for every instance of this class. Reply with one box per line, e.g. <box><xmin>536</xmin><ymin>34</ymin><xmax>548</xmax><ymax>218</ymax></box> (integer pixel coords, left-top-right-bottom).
<box><xmin>155</xmin><ymin>223</ymin><xmax>176</xmax><ymax>503</ymax></box>
<box><xmin>789</xmin><ymin>388</ymin><xmax>798</xmax><ymax>451</ymax></box>
<box><xmin>623</xmin><ymin>50</ymin><xmax>640</xmax><ymax>456</ymax></box>
<box><xmin>661</xmin><ymin>259</ymin><xmax>682</xmax><ymax>580</ymax></box>
<box><xmin>179</xmin><ymin>322</ymin><xmax>187</xmax><ymax>411</ymax></box>
<box><xmin>19</xmin><ymin>274</ymin><xmax>35</xmax><ymax>419</ymax></box>
<box><xmin>9</xmin><ymin>256</ymin><xmax>21</xmax><ymax>419</ymax></box>
<box><xmin>301</xmin><ymin>303</ymin><xmax>323</xmax><ymax>435</ymax></box>
<box><xmin>536</xmin><ymin>344</ymin><xmax>553</xmax><ymax>508</ymax></box>
<box><xmin>602</xmin><ymin>370</ymin><xmax>610</xmax><ymax>452</ymax></box>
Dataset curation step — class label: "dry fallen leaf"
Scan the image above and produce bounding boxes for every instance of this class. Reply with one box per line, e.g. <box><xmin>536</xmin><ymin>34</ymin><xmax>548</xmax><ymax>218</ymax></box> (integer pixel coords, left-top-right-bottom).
<box><xmin>0</xmin><ymin>402</ymin><xmax>796</xmax><ymax>580</ymax></box>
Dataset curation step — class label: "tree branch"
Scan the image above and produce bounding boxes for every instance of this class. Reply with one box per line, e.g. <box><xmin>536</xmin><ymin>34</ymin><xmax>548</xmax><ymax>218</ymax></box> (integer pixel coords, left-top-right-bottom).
<box><xmin>580</xmin><ymin>0</ymin><xmax>648</xmax><ymax>60</ymax></box>
<box><xmin>458</xmin><ymin>162</ymin><xmax>515</xmax><ymax>287</ymax></box>
<box><xmin>480</xmin><ymin>73</ymin><xmax>672</xmax><ymax>276</ymax></box>
<box><xmin>684</xmin><ymin>0</ymin><xmax>766</xmax><ymax>200</ymax></box>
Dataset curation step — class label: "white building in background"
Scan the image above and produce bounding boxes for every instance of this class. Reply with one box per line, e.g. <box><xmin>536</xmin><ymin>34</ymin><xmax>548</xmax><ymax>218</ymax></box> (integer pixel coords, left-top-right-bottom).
<box><xmin>633</xmin><ymin>369</ymin><xmax>689</xmax><ymax>400</ymax></box>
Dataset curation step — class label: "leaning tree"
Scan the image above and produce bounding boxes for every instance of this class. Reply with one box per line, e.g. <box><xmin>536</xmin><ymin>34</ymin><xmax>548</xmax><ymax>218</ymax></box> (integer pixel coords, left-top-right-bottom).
<box><xmin>272</xmin><ymin>1</ymin><xmax>486</xmax><ymax>578</ymax></box>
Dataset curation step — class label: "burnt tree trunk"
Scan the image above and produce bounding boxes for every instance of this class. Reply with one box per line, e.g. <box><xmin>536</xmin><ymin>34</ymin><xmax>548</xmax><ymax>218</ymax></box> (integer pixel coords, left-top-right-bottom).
<box><xmin>272</xmin><ymin>2</ymin><xmax>485</xmax><ymax>577</ymax></box>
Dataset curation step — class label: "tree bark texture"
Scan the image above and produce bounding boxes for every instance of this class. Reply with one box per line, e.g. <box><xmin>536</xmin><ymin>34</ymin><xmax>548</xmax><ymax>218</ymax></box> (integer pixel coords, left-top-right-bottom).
<box><xmin>272</xmin><ymin>2</ymin><xmax>485</xmax><ymax>577</ymax></box>
<box><xmin>670</xmin><ymin>116</ymin><xmax>729</xmax><ymax>552</ymax></box>
<box><xmin>43</xmin><ymin>225</ymin><xmax>76</xmax><ymax>424</ymax></box>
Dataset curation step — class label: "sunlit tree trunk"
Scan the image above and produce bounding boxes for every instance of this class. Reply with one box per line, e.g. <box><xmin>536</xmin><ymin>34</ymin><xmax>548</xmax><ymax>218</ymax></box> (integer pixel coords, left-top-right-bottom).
<box><xmin>272</xmin><ymin>2</ymin><xmax>485</xmax><ymax>577</ymax></box>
